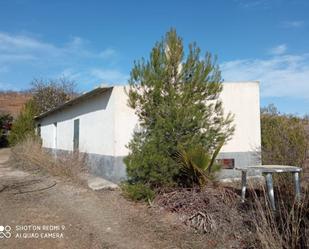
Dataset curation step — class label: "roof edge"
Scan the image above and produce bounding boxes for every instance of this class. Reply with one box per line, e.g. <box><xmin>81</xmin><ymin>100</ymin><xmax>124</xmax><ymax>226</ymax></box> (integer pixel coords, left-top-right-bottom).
<box><xmin>35</xmin><ymin>81</ymin><xmax>259</xmax><ymax>120</ymax></box>
<box><xmin>34</xmin><ymin>86</ymin><xmax>113</xmax><ymax>120</ymax></box>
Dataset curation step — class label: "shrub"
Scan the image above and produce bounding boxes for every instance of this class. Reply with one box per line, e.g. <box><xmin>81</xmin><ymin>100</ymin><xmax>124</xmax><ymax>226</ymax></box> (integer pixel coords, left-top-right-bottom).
<box><xmin>261</xmin><ymin>104</ymin><xmax>308</xmax><ymax>167</ymax></box>
<box><xmin>121</xmin><ymin>183</ymin><xmax>155</xmax><ymax>202</ymax></box>
<box><xmin>10</xmin><ymin>136</ymin><xmax>88</xmax><ymax>185</ymax></box>
<box><xmin>8</xmin><ymin>100</ymin><xmax>37</xmax><ymax>146</ymax></box>
<box><xmin>125</xmin><ymin>29</ymin><xmax>234</xmax><ymax>187</ymax></box>
<box><xmin>174</xmin><ymin>143</ymin><xmax>223</xmax><ymax>187</ymax></box>
<box><xmin>0</xmin><ymin>113</ymin><xmax>13</xmax><ymax>147</ymax></box>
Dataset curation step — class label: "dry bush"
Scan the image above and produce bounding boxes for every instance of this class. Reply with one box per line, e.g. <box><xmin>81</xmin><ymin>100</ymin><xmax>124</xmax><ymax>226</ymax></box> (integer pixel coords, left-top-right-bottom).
<box><xmin>31</xmin><ymin>77</ymin><xmax>77</xmax><ymax>114</ymax></box>
<box><xmin>10</xmin><ymin>136</ymin><xmax>88</xmax><ymax>185</ymax></box>
<box><xmin>250</xmin><ymin>179</ymin><xmax>309</xmax><ymax>249</ymax></box>
<box><xmin>154</xmin><ymin>186</ymin><xmax>256</xmax><ymax>248</ymax></box>
<box><xmin>154</xmin><ymin>180</ymin><xmax>309</xmax><ymax>249</ymax></box>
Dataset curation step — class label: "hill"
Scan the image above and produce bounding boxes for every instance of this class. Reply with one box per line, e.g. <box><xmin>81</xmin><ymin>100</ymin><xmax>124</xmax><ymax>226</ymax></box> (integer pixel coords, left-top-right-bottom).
<box><xmin>0</xmin><ymin>91</ymin><xmax>32</xmax><ymax>118</ymax></box>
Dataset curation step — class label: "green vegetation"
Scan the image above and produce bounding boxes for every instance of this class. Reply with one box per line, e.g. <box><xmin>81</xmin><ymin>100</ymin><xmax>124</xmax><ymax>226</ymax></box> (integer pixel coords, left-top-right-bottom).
<box><xmin>261</xmin><ymin>104</ymin><xmax>308</xmax><ymax>167</ymax></box>
<box><xmin>8</xmin><ymin>77</ymin><xmax>76</xmax><ymax>145</ymax></box>
<box><xmin>174</xmin><ymin>143</ymin><xmax>223</xmax><ymax>187</ymax></box>
<box><xmin>121</xmin><ymin>183</ymin><xmax>155</xmax><ymax>202</ymax></box>
<box><xmin>8</xmin><ymin>100</ymin><xmax>37</xmax><ymax>146</ymax></box>
<box><xmin>124</xmin><ymin>29</ymin><xmax>234</xmax><ymax>188</ymax></box>
<box><xmin>0</xmin><ymin>113</ymin><xmax>13</xmax><ymax>147</ymax></box>
<box><xmin>257</xmin><ymin>104</ymin><xmax>309</xmax><ymax>248</ymax></box>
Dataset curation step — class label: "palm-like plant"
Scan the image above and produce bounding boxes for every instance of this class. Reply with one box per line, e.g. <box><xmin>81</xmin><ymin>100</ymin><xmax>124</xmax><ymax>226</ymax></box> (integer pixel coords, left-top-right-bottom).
<box><xmin>174</xmin><ymin>141</ymin><xmax>224</xmax><ymax>187</ymax></box>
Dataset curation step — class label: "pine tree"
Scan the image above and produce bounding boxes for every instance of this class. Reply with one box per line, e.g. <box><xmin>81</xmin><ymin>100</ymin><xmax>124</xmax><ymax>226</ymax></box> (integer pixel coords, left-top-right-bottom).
<box><xmin>125</xmin><ymin>29</ymin><xmax>234</xmax><ymax>187</ymax></box>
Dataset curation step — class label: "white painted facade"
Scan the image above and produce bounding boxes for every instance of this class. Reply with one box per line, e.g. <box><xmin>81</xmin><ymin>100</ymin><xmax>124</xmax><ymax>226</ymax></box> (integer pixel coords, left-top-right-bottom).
<box><xmin>38</xmin><ymin>88</ymin><xmax>138</xmax><ymax>157</ymax></box>
<box><xmin>36</xmin><ymin>82</ymin><xmax>261</xmax><ymax>181</ymax></box>
<box><xmin>220</xmin><ymin>82</ymin><xmax>261</xmax><ymax>153</ymax></box>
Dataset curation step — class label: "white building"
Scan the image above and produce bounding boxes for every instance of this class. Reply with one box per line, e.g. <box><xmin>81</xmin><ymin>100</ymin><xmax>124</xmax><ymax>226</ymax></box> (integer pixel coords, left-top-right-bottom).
<box><xmin>35</xmin><ymin>82</ymin><xmax>261</xmax><ymax>182</ymax></box>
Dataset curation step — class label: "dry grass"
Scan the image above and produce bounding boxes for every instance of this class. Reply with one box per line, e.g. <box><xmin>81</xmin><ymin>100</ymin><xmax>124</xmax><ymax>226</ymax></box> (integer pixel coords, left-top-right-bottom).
<box><xmin>10</xmin><ymin>136</ymin><xmax>88</xmax><ymax>185</ymax></box>
<box><xmin>250</xmin><ymin>179</ymin><xmax>309</xmax><ymax>249</ymax></box>
<box><xmin>8</xmin><ymin>137</ymin><xmax>309</xmax><ymax>248</ymax></box>
<box><xmin>154</xmin><ymin>179</ymin><xmax>309</xmax><ymax>249</ymax></box>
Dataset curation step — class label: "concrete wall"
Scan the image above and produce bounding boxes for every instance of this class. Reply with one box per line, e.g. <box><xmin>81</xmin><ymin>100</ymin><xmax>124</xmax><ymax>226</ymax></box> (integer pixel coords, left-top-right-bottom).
<box><xmin>217</xmin><ymin>82</ymin><xmax>261</xmax><ymax>177</ymax></box>
<box><xmin>38</xmin><ymin>82</ymin><xmax>261</xmax><ymax>182</ymax></box>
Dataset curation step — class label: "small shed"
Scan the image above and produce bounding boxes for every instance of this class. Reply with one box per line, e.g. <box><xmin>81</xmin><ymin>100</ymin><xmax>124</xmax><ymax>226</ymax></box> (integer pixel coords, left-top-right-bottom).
<box><xmin>35</xmin><ymin>82</ymin><xmax>261</xmax><ymax>182</ymax></box>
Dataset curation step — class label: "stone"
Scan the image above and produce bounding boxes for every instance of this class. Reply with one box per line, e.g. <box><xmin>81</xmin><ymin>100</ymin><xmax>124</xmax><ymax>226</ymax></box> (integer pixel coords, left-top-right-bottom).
<box><xmin>87</xmin><ymin>176</ymin><xmax>119</xmax><ymax>191</ymax></box>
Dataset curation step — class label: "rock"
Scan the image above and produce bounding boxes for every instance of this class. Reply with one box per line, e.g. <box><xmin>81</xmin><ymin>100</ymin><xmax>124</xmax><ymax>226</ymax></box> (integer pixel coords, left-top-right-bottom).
<box><xmin>87</xmin><ymin>176</ymin><xmax>119</xmax><ymax>191</ymax></box>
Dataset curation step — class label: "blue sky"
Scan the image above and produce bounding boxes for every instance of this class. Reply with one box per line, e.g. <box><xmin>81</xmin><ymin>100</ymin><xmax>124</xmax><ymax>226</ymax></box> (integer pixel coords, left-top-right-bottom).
<box><xmin>0</xmin><ymin>0</ymin><xmax>308</xmax><ymax>114</ymax></box>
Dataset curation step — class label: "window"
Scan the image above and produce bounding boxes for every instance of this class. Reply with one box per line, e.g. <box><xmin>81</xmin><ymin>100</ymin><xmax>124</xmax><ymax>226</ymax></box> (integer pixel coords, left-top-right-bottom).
<box><xmin>216</xmin><ymin>158</ymin><xmax>235</xmax><ymax>169</ymax></box>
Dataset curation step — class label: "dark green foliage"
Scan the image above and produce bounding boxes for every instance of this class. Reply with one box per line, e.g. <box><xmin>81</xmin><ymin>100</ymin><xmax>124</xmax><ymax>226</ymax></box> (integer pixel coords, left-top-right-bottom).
<box><xmin>0</xmin><ymin>113</ymin><xmax>13</xmax><ymax>127</ymax></box>
<box><xmin>121</xmin><ymin>183</ymin><xmax>155</xmax><ymax>202</ymax></box>
<box><xmin>174</xmin><ymin>143</ymin><xmax>223</xmax><ymax>187</ymax></box>
<box><xmin>125</xmin><ymin>29</ymin><xmax>234</xmax><ymax>187</ymax></box>
<box><xmin>0</xmin><ymin>113</ymin><xmax>13</xmax><ymax>147</ymax></box>
<box><xmin>8</xmin><ymin>100</ymin><xmax>38</xmax><ymax>146</ymax></box>
<box><xmin>261</xmin><ymin>104</ymin><xmax>308</xmax><ymax>167</ymax></box>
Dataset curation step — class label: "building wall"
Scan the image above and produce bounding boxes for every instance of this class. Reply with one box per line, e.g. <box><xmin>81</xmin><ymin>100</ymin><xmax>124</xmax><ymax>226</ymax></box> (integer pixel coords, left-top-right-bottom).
<box><xmin>114</xmin><ymin>86</ymin><xmax>139</xmax><ymax>157</ymax></box>
<box><xmin>39</xmin><ymin>89</ymin><xmax>116</xmax><ymax>155</ymax></box>
<box><xmin>38</xmin><ymin>82</ymin><xmax>261</xmax><ymax>182</ymax></box>
<box><xmin>220</xmin><ymin>82</ymin><xmax>261</xmax><ymax>153</ymax></box>
<box><xmin>217</xmin><ymin>82</ymin><xmax>261</xmax><ymax>177</ymax></box>
<box><xmin>38</xmin><ymin>88</ymin><xmax>128</xmax><ymax>182</ymax></box>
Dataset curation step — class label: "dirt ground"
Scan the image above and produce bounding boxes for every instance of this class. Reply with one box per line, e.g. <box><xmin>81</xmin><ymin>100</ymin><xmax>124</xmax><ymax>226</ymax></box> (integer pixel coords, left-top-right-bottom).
<box><xmin>0</xmin><ymin>148</ymin><xmax>213</xmax><ymax>249</ymax></box>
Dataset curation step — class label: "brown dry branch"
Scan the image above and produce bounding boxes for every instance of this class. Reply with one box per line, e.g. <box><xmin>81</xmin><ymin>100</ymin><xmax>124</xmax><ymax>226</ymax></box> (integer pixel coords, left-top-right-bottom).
<box><xmin>187</xmin><ymin>211</ymin><xmax>217</xmax><ymax>233</ymax></box>
<box><xmin>154</xmin><ymin>176</ymin><xmax>308</xmax><ymax>249</ymax></box>
<box><xmin>14</xmin><ymin>181</ymin><xmax>57</xmax><ymax>195</ymax></box>
<box><xmin>154</xmin><ymin>186</ymin><xmax>243</xmax><ymax>232</ymax></box>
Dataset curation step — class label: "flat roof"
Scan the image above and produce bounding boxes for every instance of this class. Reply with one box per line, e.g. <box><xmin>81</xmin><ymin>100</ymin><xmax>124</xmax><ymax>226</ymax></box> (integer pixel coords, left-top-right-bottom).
<box><xmin>34</xmin><ymin>86</ymin><xmax>112</xmax><ymax>120</ymax></box>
